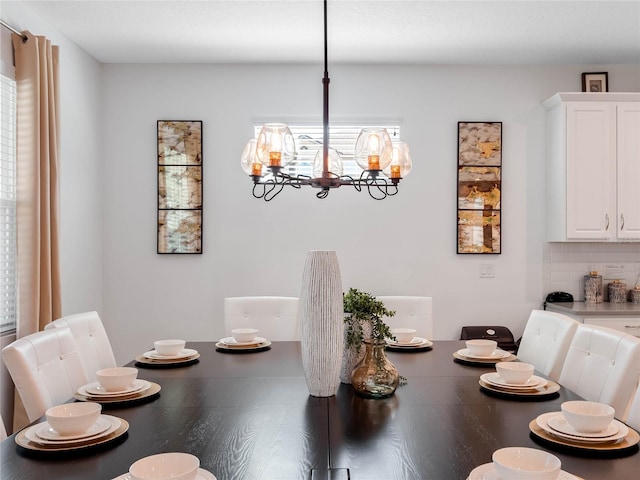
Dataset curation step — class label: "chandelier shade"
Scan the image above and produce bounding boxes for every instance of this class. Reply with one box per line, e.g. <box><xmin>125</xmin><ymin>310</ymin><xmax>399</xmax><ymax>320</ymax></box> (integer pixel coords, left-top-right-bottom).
<box><xmin>384</xmin><ymin>141</ymin><xmax>413</xmax><ymax>179</ymax></box>
<box><xmin>354</xmin><ymin>128</ymin><xmax>393</xmax><ymax>172</ymax></box>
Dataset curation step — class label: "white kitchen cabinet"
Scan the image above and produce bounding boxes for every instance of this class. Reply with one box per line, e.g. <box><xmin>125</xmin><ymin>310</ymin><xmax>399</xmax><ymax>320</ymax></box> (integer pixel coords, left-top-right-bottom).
<box><xmin>544</xmin><ymin>93</ymin><xmax>640</xmax><ymax>242</ymax></box>
<box><xmin>583</xmin><ymin>317</ymin><xmax>640</xmax><ymax>338</ymax></box>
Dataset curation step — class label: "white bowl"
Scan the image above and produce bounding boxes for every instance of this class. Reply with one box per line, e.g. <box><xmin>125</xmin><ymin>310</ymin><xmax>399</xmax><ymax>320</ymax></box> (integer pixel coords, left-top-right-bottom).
<box><xmin>561</xmin><ymin>400</ymin><xmax>615</xmax><ymax>433</ymax></box>
<box><xmin>45</xmin><ymin>402</ymin><xmax>102</xmax><ymax>436</ymax></box>
<box><xmin>390</xmin><ymin>328</ymin><xmax>417</xmax><ymax>343</ymax></box>
<box><xmin>154</xmin><ymin>339</ymin><xmax>186</xmax><ymax>356</ymax></box>
<box><xmin>465</xmin><ymin>339</ymin><xmax>497</xmax><ymax>356</ymax></box>
<box><xmin>129</xmin><ymin>452</ymin><xmax>200</xmax><ymax>480</ymax></box>
<box><xmin>493</xmin><ymin>447</ymin><xmax>561</xmax><ymax>480</ymax></box>
<box><xmin>231</xmin><ymin>328</ymin><xmax>259</xmax><ymax>343</ymax></box>
<box><xmin>496</xmin><ymin>362</ymin><xmax>535</xmax><ymax>384</ymax></box>
<box><xmin>96</xmin><ymin>366</ymin><xmax>138</xmax><ymax>392</ymax></box>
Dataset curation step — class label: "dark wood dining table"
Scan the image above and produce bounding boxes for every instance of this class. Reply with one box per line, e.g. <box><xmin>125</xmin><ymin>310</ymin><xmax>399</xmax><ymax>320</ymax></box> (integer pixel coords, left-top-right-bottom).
<box><xmin>1</xmin><ymin>341</ymin><xmax>639</xmax><ymax>479</ymax></box>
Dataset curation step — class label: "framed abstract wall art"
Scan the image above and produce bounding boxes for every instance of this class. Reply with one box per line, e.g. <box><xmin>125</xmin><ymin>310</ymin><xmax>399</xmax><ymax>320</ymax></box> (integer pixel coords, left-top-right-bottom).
<box><xmin>157</xmin><ymin>120</ymin><xmax>203</xmax><ymax>254</ymax></box>
<box><xmin>457</xmin><ymin>121</ymin><xmax>502</xmax><ymax>254</ymax></box>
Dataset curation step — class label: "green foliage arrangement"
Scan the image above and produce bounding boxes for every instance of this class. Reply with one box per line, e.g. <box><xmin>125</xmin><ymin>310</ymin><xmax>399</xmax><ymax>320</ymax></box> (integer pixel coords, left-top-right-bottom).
<box><xmin>343</xmin><ymin>287</ymin><xmax>396</xmax><ymax>351</ymax></box>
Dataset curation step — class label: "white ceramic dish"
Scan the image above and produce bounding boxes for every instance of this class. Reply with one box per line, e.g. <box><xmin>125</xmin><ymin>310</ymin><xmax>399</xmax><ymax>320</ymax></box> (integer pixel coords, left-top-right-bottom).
<box><xmin>25</xmin><ymin>415</ymin><xmax>121</xmax><ymax>446</ymax></box>
<box><xmin>535</xmin><ymin>412</ymin><xmax>629</xmax><ymax>443</ymax></box>
<box><xmin>482</xmin><ymin>372</ymin><xmax>547</xmax><ymax>390</ymax></box>
<box><xmin>458</xmin><ymin>348</ymin><xmax>511</xmax><ymax>360</ymax></box>
<box><xmin>387</xmin><ymin>337</ymin><xmax>432</xmax><ymax>348</ymax></box>
<box><xmin>85</xmin><ymin>379</ymin><xmax>148</xmax><ymax>396</ymax></box>
<box><xmin>561</xmin><ymin>400</ymin><xmax>615</xmax><ymax>433</ymax></box>
<box><xmin>466</xmin><ymin>463</ymin><xmax>579</xmax><ymax>480</ymax></box>
<box><xmin>465</xmin><ymin>339</ymin><xmax>498</xmax><ymax>356</ymax></box>
<box><xmin>154</xmin><ymin>339</ymin><xmax>187</xmax><ymax>356</ymax></box>
<box><xmin>143</xmin><ymin>348</ymin><xmax>198</xmax><ymax>360</ymax></box>
<box><xmin>45</xmin><ymin>402</ymin><xmax>102</xmax><ymax>436</ymax></box>
<box><xmin>493</xmin><ymin>446</ymin><xmax>561</xmax><ymax>480</ymax></box>
<box><xmin>79</xmin><ymin>380</ymin><xmax>152</xmax><ymax>398</ymax></box>
<box><xmin>96</xmin><ymin>367</ymin><xmax>138</xmax><ymax>392</ymax></box>
<box><xmin>219</xmin><ymin>336</ymin><xmax>267</xmax><ymax>346</ymax></box>
<box><xmin>231</xmin><ymin>328</ymin><xmax>259</xmax><ymax>343</ymax></box>
<box><xmin>215</xmin><ymin>340</ymin><xmax>271</xmax><ymax>351</ymax></box>
<box><xmin>112</xmin><ymin>469</ymin><xmax>216</xmax><ymax>480</ymax></box>
<box><xmin>547</xmin><ymin>414</ymin><xmax>619</xmax><ymax>438</ymax></box>
<box><xmin>495</xmin><ymin>361</ymin><xmax>535</xmax><ymax>384</ymax></box>
<box><xmin>389</xmin><ymin>328</ymin><xmax>417</xmax><ymax>343</ymax></box>
<box><xmin>36</xmin><ymin>415</ymin><xmax>111</xmax><ymax>441</ymax></box>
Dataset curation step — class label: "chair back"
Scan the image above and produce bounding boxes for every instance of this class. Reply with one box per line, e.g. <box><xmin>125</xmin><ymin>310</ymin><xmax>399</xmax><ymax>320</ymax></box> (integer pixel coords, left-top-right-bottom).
<box><xmin>224</xmin><ymin>296</ymin><xmax>300</xmax><ymax>341</ymax></box>
<box><xmin>0</xmin><ymin>413</ymin><xmax>6</xmax><ymax>440</ymax></box>
<box><xmin>517</xmin><ymin>309</ymin><xmax>579</xmax><ymax>381</ymax></box>
<box><xmin>376</xmin><ymin>296</ymin><xmax>433</xmax><ymax>340</ymax></box>
<box><xmin>559</xmin><ymin>324</ymin><xmax>640</xmax><ymax>420</ymax></box>
<box><xmin>45</xmin><ymin>311</ymin><xmax>117</xmax><ymax>381</ymax></box>
<box><xmin>2</xmin><ymin>328</ymin><xmax>89</xmax><ymax>423</ymax></box>
<box><xmin>627</xmin><ymin>379</ymin><xmax>640</xmax><ymax>431</ymax></box>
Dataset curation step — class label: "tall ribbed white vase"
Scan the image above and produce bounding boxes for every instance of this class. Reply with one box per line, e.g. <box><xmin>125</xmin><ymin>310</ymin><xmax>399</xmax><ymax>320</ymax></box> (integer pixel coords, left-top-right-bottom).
<box><xmin>300</xmin><ymin>250</ymin><xmax>344</xmax><ymax>397</ymax></box>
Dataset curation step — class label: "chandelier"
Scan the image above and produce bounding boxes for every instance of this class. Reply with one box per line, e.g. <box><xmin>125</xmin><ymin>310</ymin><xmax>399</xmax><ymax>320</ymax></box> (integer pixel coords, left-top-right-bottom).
<box><xmin>240</xmin><ymin>0</ymin><xmax>413</xmax><ymax>201</ymax></box>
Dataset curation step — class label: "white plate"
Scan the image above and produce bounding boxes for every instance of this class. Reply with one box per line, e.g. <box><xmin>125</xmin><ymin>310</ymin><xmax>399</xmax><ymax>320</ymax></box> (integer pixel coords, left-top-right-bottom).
<box><xmin>78</xmin><ymin>380</ymin><xmax>151</xmax><ymax>398</ymax></box>
<box><xmin>112</xmin><ymin>468</ymin><xmax>217</xmax><ymax>480</ymax></box>
<box><xmin>458</xmin><ymin>348</ymin><xmax>511</xmax><ymax>360</ymax></box>
<box><xmin>387</xmin><ymin>337</ymin><xmax>433</xmax><ymax>348</ymax></box>
<box><xmin>84</xmin><ymin>379</ymin><xmax>147</xmax><ymax>396</ymax></box>
<box><xmin>466</xmin><ymin>462</ymin><xmax>579</xmax><ymax>480</ymax></box>
<box><xmin>219</xmin><ymin>336</ymin><xmax>267</xmax><ymax>346</ymax></box>
<box><xmin>35</xmin><ymin>416</ymin><xmax>111</xmax><ymax>441</ymax></box>
<box><xmin>215</xmin><ymin>340</ymin><xmax>271</xmax><ymax>350</ymax></box>
<box><xmin>547</xmin><ymin>413</ymin><xmax>620</xmax><ymax>438</ymax></box>
<box><xmin>25</xmin><ymin>415</ymin><xmax>121</xmax><ymax>446</ymax></box>
<box><xmin>481</xmin><ymin>372</ymin><xmax>548</xmax><ymax>390</ymax></box>
<box><xmin>143</xmin><ymin>348</ymin><xmax>198</xmax><ymax>360</ymax></box>
<box><xmin>535</xmin><ymin>412</ymin><xmax>629</xmax><ymax>443</ymax></box>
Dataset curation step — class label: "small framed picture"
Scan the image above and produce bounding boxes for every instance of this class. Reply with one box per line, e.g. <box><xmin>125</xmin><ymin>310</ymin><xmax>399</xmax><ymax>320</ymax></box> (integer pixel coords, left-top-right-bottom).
<box><xmin>582</xmin><ymin>72</ymin><xmax>608</xmax><ymax>92</ymax></box>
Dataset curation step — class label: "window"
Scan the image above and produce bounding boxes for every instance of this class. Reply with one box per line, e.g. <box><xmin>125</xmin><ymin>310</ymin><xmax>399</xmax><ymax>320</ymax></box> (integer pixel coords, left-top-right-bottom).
<box><xmin>253</xmin><ymin>124</ymin><xmax>401</xmax><ymax>177</ymax></box>
<box><xmin>0</xmin><ymin>73</ymin><xmax>17</xmax><ymax>334</ymax></box>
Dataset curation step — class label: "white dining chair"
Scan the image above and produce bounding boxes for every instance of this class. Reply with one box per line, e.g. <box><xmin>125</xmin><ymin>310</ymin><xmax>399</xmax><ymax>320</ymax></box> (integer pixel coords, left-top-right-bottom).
<box><xmin>627</xmin><ymin>379</ymin><xmax>640</xmax><ymax>431</ymax></box>
<box><xmin>0</xmin><ymin>413</ymin><xmax>7</xmax><ymax>440</ymax></box>
<box><xmin>45</xmin><ymin>311</ymin><xmax>117</xmax><ymax>382</ymax></box>
<box><xmin>516</xmin><ymin>309</ymin><xmax>580</xmax><ymax>381</ymax></box>
<box><xmin>224</xmin><ymin>296</ymin><xmax>300</xmax><ymax>341</ymax></box>
<box><xmin>558</xmin><ymin>323</ymin><xmax>640</xmax><ymax>421</ymax></box>
<box><xmin>376</xmin><ymin>296</ymin><xmax>433</xmax><ymax>340</ymax></box>
<box><xmin>2</xmin><ymin>327</ymin><xmax>89</xmax><ymax>423</ymax></box>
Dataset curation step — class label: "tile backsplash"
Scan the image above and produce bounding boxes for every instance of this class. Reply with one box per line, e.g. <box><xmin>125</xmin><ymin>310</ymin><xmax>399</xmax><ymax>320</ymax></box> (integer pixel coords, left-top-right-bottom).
<box><xmin>543</xmin><ymin>242</ymin><xmax>640</xmax><ymax>301</ymax></box>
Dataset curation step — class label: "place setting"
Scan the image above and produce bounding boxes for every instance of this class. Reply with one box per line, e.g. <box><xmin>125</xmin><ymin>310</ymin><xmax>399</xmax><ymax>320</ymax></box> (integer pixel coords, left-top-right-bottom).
<box><xmin>529</xmin><ymin>400</ymin><xmax>640</xmax><ymax>457</ymax></box>
<box><xmin>479</xmin><ymin>361</ymin><xmax>561</xmax><ymax>400</ymax></box>
<box><xmin>112</xmin><ymin>452</ymin><xmax>216</xmax><ymax>480</ymax></box>
<box><xmin>216</xmin><ymin>328</ymin><xmax>272</xmax><ymax>353</ymax></box>
<box><xmin>15</xmin><ymin>402</ymin><xmax>129</xmax><ymax>454</ymax></box>
<box><xmin>467</xmin><ymin>446</ymin><xmax>584</xmax><ymax>480</ymax></box>
<box><xmin>385</xmin><ymin>328</ymin><xmax>433</xmax><ymax>352</ymax></box>
<box><xmin>454</xmin><ymin>339</ymin><xmax>516</xmax><ymax>366</ymax></box>
<box><xmin>74</xmin><ymin>367</ymin><xmax>161</xmax><ymax>405</ymax></box>
<box><xmin>135</xmin><ymin>339</ymin><xmax>201</xmax><ymax>368</ymax></box>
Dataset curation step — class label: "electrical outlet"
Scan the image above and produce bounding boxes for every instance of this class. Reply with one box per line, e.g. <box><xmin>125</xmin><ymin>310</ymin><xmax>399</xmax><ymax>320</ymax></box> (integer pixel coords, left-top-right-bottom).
<box><xmin>480</xmin><ymin>264</ymin><xmax>495</xmax><ymax>278</ymax></box>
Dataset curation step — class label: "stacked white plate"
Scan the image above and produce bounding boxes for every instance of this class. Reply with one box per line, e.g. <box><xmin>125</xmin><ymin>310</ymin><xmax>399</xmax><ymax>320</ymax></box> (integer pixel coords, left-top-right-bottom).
<box><xmin>466</xmin><ymin>463</ymin><xmax>580</xmax><ymax>480</ymax></box>
<box><xmin>142</xmin><ymin>348</ymin><xmax>199</xmax><ymax>361</ymax></box>
<box><xmin>480</xmin><ymin>372</ymin><xmax>548</xmax><ymax>391</ymax></box>
<box><xmin>23</xmin><ymin>414</ymin><xmax>123</xmax><ymax>447</ymax></box>
<box><xmin>216</xmin><ymin>336</ymin><xmax>271</xmax><ymax>350</ymax></box>
<box><xmin>456</xmin><ymin>348</ymin><xmax>511</xmax><ymax>361</ymax></box>
<box><xmin>386</xmin><ymin>337</ymin><xmax>433</xmax><ymax>349</ymax></box>
<box><xmin>535</xmin><ymin>411</ymin><xmax>629</xmax><ymax>444</ymax></box>
<box><xmin>77</xmin><ymin>379</ymin><xmax>152</xmax><ymax>399</ymax></box>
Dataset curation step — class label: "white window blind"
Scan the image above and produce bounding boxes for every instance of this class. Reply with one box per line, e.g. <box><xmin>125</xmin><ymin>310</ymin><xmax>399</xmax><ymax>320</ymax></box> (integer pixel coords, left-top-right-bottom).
<box><xmin>0</xmin><ymin>73</ymin><xmax>17</xmax><ymax>334</ymax></box>
<box><xmin>254</xmin><ymin>124</ymin><xmax>401</xmax><ymax>176</ymax></box>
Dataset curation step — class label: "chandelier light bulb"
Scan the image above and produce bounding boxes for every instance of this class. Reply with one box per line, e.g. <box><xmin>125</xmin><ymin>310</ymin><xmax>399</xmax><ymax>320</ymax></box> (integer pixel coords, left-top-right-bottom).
<box><xmin>256</xmin><ymin>123</ymin><xmax>295</xmax><ymax>168</ymax></box>
<box><xmin>354</xmin><ymin>128</ymin><xmax>392</xmax><ymax>172</ymax></box>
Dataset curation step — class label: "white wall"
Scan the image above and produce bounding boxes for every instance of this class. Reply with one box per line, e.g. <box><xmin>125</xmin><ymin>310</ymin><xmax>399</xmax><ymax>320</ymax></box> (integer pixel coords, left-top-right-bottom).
<box><xmin>101</xmin><ymin>63</ymin><xmax>640</xmax><ymax>363</ymax></box>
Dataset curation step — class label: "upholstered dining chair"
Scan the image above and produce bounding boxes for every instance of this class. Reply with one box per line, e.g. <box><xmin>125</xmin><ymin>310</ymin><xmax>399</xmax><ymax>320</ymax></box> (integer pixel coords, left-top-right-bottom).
<box><xmin>45</xmin><ymin>311</ymin><xmax>117</xmax><ymax>382</ymax></box>
<box><xmin>627</xmin><ymin>379</ymin><xmax>640</xmax><ymax>431</ymax></box>
<box><xmin>376</xmin><ymin>296</ymin><xmax>433</xmax><ymax>340</ymax></box>
<box><xmin>516</xmin><ymin>309</ymin><xmax>580</xmax><ymax>381</ymax></box>
<box><xmin>224</xmin><ymin>296</ymin><xmax>300</xmax><ymax>341</ymax></box>
<box><xmin>558</xmin><ymin>324</ymin><xmax>640</xmax><ymax>421</ymax></box>
<box><xmin>0</xmin><ymin>413</ymin><xmax>7</xmax><ymax>440</ymax></box>
<box><xmin>2</xmin><ymin>327</ymin><xmax>89</xmax><ymax>423</ymax></box>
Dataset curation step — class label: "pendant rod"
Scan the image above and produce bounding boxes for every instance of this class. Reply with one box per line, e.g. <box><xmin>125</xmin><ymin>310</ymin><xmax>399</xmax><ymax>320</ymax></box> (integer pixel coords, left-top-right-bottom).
<box><xmin>0</xmin><ymin>19</ymin><xmax>27</xmax><ymax>42</ymax></box>
<box><xmin>322</xmin><ymin>0</ymin><xmax>330</xmax><ymax>177</ymax></box>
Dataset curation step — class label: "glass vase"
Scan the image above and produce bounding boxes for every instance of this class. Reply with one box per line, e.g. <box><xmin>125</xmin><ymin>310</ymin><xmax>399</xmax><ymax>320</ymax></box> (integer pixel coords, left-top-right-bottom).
<box><xmin>351</xmin><ymin>340</ymin><xmax>399</xmax><ymax>398</ymax></box>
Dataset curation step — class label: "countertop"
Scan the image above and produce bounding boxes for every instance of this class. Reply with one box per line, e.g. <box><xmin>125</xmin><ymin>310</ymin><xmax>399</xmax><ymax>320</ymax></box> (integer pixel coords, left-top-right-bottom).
<box><xmin>546</xmin><ymin>301</ymin><xmax>640</xmax><ymax>316</ymax></box>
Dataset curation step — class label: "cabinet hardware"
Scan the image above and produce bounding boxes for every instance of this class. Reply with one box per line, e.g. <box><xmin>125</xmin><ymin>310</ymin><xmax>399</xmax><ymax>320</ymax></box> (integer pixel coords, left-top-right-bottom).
<box><xmin>620</xmin><ymin>213</ymin><xmax>625</xmax><ymax>230</ymax></box>
<box><xmin>605</xmin><ymin>213</ymin><xmax>609</xmax><ymax>230</ymax></box>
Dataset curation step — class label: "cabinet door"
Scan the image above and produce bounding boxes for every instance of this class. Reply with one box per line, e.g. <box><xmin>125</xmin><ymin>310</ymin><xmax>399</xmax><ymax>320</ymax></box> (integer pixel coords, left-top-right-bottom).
<box><xmin>617</xmin><ymin>103</ymin><xmax>640</xmax><ymax>240</ymax></box>
<box><xmin>583</xmin><ymin>317</ymin><xmax>640</xmax><ymax>337</ymax></box>
<box><xmin>565</xmin><ymin>103</ymin><xmax>616</xmax><ymax>239</ymax></box>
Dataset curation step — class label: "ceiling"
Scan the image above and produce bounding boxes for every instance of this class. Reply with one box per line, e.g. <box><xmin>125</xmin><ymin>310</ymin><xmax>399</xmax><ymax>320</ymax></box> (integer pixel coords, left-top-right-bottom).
<box><xmin>12</xmin><ymin>0</ymin><xmax>640</xmax><ymax>65</ymax></box>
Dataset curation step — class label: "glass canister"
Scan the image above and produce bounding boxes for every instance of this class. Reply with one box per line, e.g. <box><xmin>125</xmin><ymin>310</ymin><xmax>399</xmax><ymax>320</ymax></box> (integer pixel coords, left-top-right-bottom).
<box><xmin>631</xmin><ymin>286</ymin><xmax>640</xmax><ymax>304</ymax></box>
<box><xmin>608</xmin><ymin>280</ymin><xmax>627</xmax><ymax>303</ymax></box>
<box><xmin>351</xmin><ymin>340</ymin><xmax>399</xmax><ymax>399</ymax></box>
<box><xmin>584</xmin><ymin>271</ymin><xmax>603</xmax><ymax>303</ymax></box>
